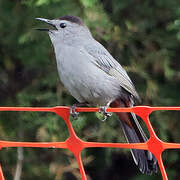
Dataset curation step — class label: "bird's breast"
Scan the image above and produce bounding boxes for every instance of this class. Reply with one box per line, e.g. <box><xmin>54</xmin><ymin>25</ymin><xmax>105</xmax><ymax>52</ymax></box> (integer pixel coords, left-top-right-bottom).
<box><xmin>54</xmin><ymin>45</ymin><xmax>120</xmax><ymax>105</ymax></box>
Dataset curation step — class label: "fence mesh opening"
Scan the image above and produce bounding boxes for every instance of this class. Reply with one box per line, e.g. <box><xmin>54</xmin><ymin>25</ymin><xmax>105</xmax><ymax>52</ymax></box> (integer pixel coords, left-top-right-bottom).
<box><xmin>0</xmin><ymin>106</ymin><xmax>180</xmax><ymax>180</ymax></box>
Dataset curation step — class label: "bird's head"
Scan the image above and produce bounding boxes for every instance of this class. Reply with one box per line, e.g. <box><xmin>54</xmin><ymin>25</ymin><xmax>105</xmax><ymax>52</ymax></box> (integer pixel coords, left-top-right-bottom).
<box><xmin>36</xmin><ymin>15</ymin><xmax>92</xmax><ymax>45</ymax></box>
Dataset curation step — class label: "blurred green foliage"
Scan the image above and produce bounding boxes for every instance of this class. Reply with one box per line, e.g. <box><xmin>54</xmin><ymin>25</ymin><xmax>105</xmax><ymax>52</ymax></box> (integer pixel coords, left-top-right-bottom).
<box><xmin>0</xmin><ymin>0</ymin><xmax>180</xmax><ymax>179</ymax></box>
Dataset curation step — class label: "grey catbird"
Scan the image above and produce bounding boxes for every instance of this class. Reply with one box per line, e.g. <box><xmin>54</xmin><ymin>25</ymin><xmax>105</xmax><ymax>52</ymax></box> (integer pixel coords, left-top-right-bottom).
<box><xmin>36</xmin><ymin>15</ymin><xmax>158</xmax><ymax>175</ymax></box>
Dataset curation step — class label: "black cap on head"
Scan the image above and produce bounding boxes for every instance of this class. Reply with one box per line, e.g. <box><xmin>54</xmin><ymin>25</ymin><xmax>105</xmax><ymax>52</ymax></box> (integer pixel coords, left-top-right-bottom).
<box><xmin>58</xmin><ymin>15</ymin><xmax>84</xmax><ymax>25</ymax></box>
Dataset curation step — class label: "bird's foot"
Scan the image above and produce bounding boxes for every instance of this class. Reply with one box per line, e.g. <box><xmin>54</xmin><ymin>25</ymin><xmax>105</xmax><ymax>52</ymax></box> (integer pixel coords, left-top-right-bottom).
<box><xmin>99</xmin><ymin>106</ymin><xmax>112</xmax><ymax>121</ymax></box>
<box><xmin>70</xmin><ymin>104</ymin><xmax>79</xmax><ymax>119</ymax></box>
<box><xmin>70</xmin><ymin>102</ymin><xmax>89</xmax><ymax>119</ymax></box>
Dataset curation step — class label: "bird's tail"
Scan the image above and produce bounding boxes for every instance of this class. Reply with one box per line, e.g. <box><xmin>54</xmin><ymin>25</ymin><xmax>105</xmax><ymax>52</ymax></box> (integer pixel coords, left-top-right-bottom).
<box><xmin>111</xmin><ymin>100</ymin><xmax>158</xmax><ymax>175</ymax></box>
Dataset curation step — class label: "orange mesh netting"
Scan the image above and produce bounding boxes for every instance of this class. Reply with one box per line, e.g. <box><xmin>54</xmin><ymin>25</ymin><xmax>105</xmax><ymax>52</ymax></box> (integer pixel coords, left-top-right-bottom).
<box><xmin>0</xmin><ymin>106</ymin><xmax>180</xmax><ymax>180</ymax></box>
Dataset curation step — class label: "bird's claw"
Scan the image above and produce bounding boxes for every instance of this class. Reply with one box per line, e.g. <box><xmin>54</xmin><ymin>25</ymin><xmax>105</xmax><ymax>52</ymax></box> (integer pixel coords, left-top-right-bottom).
<box><xmin>99</xmin><ymin>106</ymin><xmax>112</xmax><ymax>121</ymax></box>
<box><xmin>70</xmin><ymin>105</ymin><xmax>79</xmax><ymax>119</ymax></box>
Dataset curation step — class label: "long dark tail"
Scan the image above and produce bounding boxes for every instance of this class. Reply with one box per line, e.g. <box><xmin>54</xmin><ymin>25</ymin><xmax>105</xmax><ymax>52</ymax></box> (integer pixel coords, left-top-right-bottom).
<box><xmin>111</xmin><ymin>100</ymin><xmax>158</xmax><ymax>175</ymax></box>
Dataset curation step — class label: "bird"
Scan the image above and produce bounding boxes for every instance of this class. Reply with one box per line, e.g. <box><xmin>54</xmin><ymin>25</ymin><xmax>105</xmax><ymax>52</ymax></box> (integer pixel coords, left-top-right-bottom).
<box><xmin>36</xmin><ymin>15</ymin><xmax>158</xmax><ymax>175</ymax></box>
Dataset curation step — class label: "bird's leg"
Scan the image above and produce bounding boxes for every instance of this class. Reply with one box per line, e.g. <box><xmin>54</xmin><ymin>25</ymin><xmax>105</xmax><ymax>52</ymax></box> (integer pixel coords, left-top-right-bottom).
<box><xmin>99</xmin><ymin>104</ymin><xmax>112</xmax><ymax>121</ymax></box>
<box><xmin>70</xmin><ymin>104</ymin><xmax>79</xmax><ymax>119</ymax></box>
<box><xmin>70</xmin><ymin>102</ymin><xmax>89</xmax><ymax>119</ymax></box>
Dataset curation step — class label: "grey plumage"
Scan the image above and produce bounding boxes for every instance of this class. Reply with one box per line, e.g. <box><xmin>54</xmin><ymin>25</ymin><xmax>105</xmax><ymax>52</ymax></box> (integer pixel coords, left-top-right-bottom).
<box><xmin>36</xmin><ymin>15</ymin><xmax>158</xmax><ymax>175</ymax></box>
<box><xmin>84</xmin><ymin>41</ymin><xmax>141</xmax><ymax>101</ymax></box>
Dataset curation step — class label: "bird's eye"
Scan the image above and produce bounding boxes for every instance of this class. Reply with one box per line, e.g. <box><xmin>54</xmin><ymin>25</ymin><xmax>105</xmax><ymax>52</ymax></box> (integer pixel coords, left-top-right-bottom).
<box><xmin>60</xmin><ymin>23</ymin><xmax>66</xmax><ymax>28</ymax></box>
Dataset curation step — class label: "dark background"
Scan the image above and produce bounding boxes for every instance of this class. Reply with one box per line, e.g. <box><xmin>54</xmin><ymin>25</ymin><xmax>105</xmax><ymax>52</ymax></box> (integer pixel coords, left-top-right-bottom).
<box><xmin>0</xmin><ymin>0</ymin><xmax>180</xmax><ymax>179</ymax></box>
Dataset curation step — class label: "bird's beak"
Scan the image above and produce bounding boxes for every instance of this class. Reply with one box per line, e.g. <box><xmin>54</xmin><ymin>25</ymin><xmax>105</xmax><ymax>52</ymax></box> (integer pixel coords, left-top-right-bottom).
<box><xmin>35</xmin><ymin>18</ymin><xmax>57</xmax><ymax>31</ymax></box>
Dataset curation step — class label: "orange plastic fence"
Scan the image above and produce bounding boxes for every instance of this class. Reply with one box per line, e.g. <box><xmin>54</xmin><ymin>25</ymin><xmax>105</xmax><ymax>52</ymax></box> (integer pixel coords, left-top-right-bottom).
<box><xmin>0</xmin><ymin>106</ymin><xmax>180</xmax><ymax>180</ymax></box>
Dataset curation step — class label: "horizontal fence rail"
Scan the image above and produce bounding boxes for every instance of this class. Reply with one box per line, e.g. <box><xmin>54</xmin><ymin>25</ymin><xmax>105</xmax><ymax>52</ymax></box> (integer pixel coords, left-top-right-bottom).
<box><xmin>0</xmin><ymin>106</ymin><xmax>180</xmax><ymax>180</ymax></box>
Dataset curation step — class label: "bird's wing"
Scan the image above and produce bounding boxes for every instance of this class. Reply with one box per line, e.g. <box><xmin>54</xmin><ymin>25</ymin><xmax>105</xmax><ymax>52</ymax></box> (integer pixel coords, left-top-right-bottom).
<box><xmin>84</xmin><ymin>41</ymin><xmax>140</xmax><ymax>101</ymax></box>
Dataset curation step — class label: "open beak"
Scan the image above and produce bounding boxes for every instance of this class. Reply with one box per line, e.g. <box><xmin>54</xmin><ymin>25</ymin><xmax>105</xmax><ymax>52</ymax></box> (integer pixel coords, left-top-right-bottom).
<box><xmin>35</xmin><ymin>18</ymin><xmax>57</xmax><ymax>31</ymax></box>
